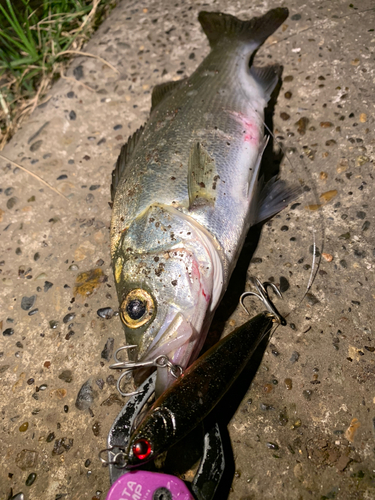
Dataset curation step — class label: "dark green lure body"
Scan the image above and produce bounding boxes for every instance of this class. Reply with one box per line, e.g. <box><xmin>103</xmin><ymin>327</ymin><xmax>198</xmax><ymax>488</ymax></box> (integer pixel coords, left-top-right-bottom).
<box><xmin>126</xmin><ymin>311</ymin><xmax>274</xmax><ymax>466</ymax></box>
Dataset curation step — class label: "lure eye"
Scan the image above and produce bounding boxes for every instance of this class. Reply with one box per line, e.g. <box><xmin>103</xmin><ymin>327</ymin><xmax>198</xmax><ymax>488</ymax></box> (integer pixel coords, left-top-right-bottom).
<box><xmin>120</xmin><ymin>289</ymin><xmax>155</xmax><ymax>328</ymax></box>
<box><xmin>132</xmin><ymin>438</ymin><xmax>152</xmax><ymax>461</ymax></box>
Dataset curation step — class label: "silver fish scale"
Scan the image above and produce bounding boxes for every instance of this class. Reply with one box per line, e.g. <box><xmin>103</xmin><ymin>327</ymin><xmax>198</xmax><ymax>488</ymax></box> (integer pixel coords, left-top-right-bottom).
<box><xmin>112</xmin><ymin>45</ymin><xmax>266</xmax><ymax>282</ymax></box>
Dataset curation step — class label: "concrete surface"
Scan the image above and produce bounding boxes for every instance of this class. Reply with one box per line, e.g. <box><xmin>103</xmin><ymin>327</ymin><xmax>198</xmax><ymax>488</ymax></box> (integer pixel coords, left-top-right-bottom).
<box><xmin>0</xmin><ymin>0</ymin><xmax>374</xmax><ymax>499</ymax></box>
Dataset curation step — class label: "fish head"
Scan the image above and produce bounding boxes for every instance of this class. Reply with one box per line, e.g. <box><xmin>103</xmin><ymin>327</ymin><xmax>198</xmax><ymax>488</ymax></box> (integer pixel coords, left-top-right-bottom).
<box><xmin>114</xmin><ymin>245</ymin><xmax>213</xmax><ymax>368</ymax></box>
<box><xmin>112</xmin><ymin>205</ymin><xmax>218</xmax><ymax>391</ymax></box>
<box><xmin>115</xmin><ymin>245</ymin><xmax>211</xmax><ymax>361</ymax></box>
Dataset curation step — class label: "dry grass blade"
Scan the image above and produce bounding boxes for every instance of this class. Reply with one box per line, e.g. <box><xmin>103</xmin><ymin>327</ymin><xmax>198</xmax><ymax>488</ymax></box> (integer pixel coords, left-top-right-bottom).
<box><xmin>0</xmin><ymin>92</ymin><xmax>11</xmax><ymax>128</ymax></box>
<box><xmin>54</xmin><ymin>49</ymin><xmax>119</xmax><ymax>73</ymax></box>
<box><xmin>0</xmin><ymin>153</ymin><xmax>68</xmax><ymax>201</ymax></box>
<box><xmin>21</xmin><ymin>76</ymin><xmax>50</xmax><ymax>116</ymax></box>
<box><xmin>77</xmin><ymin>0</ymin><xmax>100</xmax><ymax>33</ymax></box>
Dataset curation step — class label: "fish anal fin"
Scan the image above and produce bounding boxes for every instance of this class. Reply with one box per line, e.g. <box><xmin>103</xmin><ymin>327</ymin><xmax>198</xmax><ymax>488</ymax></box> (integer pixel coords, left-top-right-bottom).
<box><xmin>256</xmin><ymin>177</ymin><xmax>302</xmax><ymax>223</ymax></box>
<box><xmin>151</xmin><ymin>78</ymin><xmax>187</xmax><ymax>112</ymax></box>
<box><xmin>111</xmin><ymin>125</ymin><xmax>144</xmax><ymax>202</ymax></box>
<box><xmin>188</xmin><ymin>142</ymin><xmax>218</xmax><ymax>209</ymax></box>
<box><xmin>250</xmin><ymin>65</ymin><xmax>281</xmax><ymax>102</ymax></box>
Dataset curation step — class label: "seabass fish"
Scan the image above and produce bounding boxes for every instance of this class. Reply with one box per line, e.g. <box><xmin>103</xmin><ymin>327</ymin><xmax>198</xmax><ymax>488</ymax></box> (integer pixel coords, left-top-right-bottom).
<box><xmin>111</xmin><ymin>8</ymin><xmax>293</xmax><ymax>395</ymax></box>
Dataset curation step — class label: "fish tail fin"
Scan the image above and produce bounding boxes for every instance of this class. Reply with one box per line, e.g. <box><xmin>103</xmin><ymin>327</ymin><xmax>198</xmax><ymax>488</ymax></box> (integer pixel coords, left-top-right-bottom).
<box><xmin>198</xmin><ymin>8</ymin><xmax>288</xmax><ymax>49</ymax></box>
<box><xmin>256</xmin><ymin>177</ymin><xmax>302</xmax><ymax>224</ymax></box>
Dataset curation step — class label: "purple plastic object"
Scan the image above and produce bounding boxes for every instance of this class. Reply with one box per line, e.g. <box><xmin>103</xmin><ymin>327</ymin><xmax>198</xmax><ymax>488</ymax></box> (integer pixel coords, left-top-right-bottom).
<box><xmin>106</xmin><ymin>469</ymin><xmax>195</xmax><ymax>500</ymax></box>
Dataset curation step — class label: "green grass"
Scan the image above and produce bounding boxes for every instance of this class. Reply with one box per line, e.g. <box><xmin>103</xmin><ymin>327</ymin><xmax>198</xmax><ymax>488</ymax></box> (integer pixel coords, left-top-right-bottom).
<box><xmin>0</xmin><ymin>0</ymin><xmax>116</xmax><ymax>148</ymax></box>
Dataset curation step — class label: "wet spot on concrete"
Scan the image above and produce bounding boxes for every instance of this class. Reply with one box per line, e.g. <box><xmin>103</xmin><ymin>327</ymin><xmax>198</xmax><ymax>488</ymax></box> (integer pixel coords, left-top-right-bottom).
<box><xmin>30</xmin><ymin>140</ymin><xmax>43</xmax><ymax>152</ymax></box>
<box><xmin>320</xmin><ymin>121</ymin><xmax>333</xmax><ymax>128</ymax></box>
<box><xmin>306</xmin><ymin>293</ymin><xmax>319</xmax><ymax>306</ymax></box>
<box><xmin>22</xmin><ymin>296</ymin><xmax>37</xmax><ymax>312</ymax></box>
<box><xmin>63</xmin><ymin>312</ymin><xmax>75</xmax><ymax>324</ymax></box>
<box><xmin>15</xmin><ymin>449</ymin><xmax>38</xmax><ymax>470</ymax></box>
<box><xmin>284</xmin><ymin>378</ymin><xmax>293</xmax><ymax>390</ymax></box>
<box><xmin>75</xmin><ymin>379</ymin><xmax>97</xmax><ymax>411</ymax></box>
<box><xmin>260</xmin><ymin>403</ymin><xmax>275</xmax><ymax>411</ymax></box>
<box><xmin>295</xmin><ymin>117</ymin><xmax>309</xmax><ymax>135</ymax></box>
<box><xmin>97</xmin><ymin>307</ymin><xmax>114</xmax><ymax>319</ymax></box>
<box><xmin>46</xmin><ymin>432</ymin><xmax>55</xmax><ymax>443</ymax></box>
<box><xmin>290</xmin><ymin>351</ymin><xmax>299</xmax><ymax>363</ymax></box>
<box><xmin>96</xmin><ymin>378</ymin><xmax>105</xmax><ymax>390</ymax></box>
<box><xmin>58</xmin><ymin>370</ymin><xmax>73</xmax><ymax>383</ymax></box>
<box><xmin>101</xmin><ymin>338</ymin><xmax>114</xmax><ymax>361</ymax></box>
<box><xmin>100</xmin><ymin>393</ymin><xmax>123</xmax><ymax>407</ymax></box>
<box><xmin>73</xmin><ymin>65</ymin><xmax>84</xmax><ymax>80</ymax></box>
<box><xmin>345</xmin><ymin>418</ymin><xmax>360</xmax><ymax>442</ymax></box>
<box><xmin>28</xmin><ymin>122</ymin><xmax>50</xmax><ymax>144</ymax></box>
<box><xmin>320</xmin><ymin>190</ymin><xmax>338</xmax><ymax>204</ymax></box>
<box><xmin>266</xmin><ymin>442</ymin><xmax>279</xmax><ymax>450</ymax></box>
<box><xmin>73</xmin><ymin>268</ymin><xmax>108</xmax><ymax>298</ymax></box>
<box><xmin>52</xmin><ymin>437</ymin><xmax>73</xmax><ymax>455</ymax></box>
<box><xmin>7</xmin><ymin>197</ymin><xmax>18</xmax><ymax>209</ymax></box>
<box><xmin>92</xmin><ymin>421</ymin><xmax>101</xmax><ymax>437</ymax></box>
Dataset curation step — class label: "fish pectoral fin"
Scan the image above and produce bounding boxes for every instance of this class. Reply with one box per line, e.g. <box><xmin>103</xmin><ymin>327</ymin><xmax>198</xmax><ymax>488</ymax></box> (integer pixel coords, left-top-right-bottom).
<box><xmin>188</xmin><ymin>142</ymin><xmax>218</xmax><ymax>209</ymax></box>
<box><xmin>250</xmin><ymin>65</ymin><xmax>281</xmax><ymax>103</ymax></box>
<box><xmin>151</xmin><ymin>78</ymin><xmax>188</xmax><ymax>112</ymax></box>
<box><xmin>111</xmin><ymin>125</ymin><xmax>145</xmax><ymax>202</ymax></box>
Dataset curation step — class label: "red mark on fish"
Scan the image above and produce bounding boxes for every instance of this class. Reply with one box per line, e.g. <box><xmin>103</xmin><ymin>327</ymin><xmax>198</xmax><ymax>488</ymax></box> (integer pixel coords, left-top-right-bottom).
<box><xmin>227</xmin><ymin>110</ymin><xmax>259</xmax><ymax>144</ymax></box>
<box><xmin>191</xmin><ymin>260</ymin><xmax>211</xmax><ymax>303</ymax></box>
<box><xmin>201</xmin><ymin>289</ymin><xmax>211</xmax><ymax>303</ymax></box>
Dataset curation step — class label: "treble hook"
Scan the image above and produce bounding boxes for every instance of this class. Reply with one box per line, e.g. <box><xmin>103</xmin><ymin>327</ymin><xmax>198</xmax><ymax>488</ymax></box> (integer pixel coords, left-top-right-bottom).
<box><xmin>110</xmin><ymin>345</ymin><xmax>183</xmax><ymax>397</ymax></box>
<box><xmin>240</xmin><ymin>277</ymin><xmax>286</xmax><ymax>326</ymax></box>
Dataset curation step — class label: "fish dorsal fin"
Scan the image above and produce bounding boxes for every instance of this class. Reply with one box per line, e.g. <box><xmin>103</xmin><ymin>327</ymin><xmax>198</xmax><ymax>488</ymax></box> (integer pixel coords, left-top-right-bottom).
<box><xmin>151</xmin><ymin>78</ymin><xmax>187</xmax><ymax>112</ymax></box>
<box><xmin>198</xmin><ymin>8</ymin><xmax>288</xmax><ymax>49</ymax></box>
<box><xmin>188</xmin><ymin>142</ymin><xmax>218</xmax><ymax>209</ymax></box>
<box><xmin>111</xmin><ymin>125</ymin><xmax>144</xmax><ymax>202</ymax></box>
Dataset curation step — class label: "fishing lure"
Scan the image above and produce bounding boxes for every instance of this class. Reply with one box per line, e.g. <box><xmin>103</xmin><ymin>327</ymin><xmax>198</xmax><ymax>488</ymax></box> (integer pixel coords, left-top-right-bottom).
<box><xmin>121</xmin><ymin>279</ymin><xmax>284</xmax><ymax>468</ymax></box>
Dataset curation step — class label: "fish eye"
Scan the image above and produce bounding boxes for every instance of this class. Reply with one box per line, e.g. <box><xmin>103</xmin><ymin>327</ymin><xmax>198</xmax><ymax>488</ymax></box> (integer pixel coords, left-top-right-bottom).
<box><xmin>120</xmin><ymin>289</ymin><xmax>154</xmax><ymax>328</ymax></box>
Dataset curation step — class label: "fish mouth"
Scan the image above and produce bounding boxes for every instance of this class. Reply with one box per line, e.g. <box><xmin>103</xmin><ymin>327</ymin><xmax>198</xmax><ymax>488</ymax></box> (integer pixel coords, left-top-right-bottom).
<box><xmin>147</xmin><ymin>311</ymin><xmax>194</xmax><ymax>361</ymax></box>
<box><xmin>133</xmin><ymin>310</ymin><xmax>197</xmax><ymax>394</ymax></box>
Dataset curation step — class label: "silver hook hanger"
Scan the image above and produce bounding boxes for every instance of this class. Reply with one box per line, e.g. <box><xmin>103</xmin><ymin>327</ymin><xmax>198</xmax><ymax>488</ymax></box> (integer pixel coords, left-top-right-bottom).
<box><xmin>99</xmin><ymin>447</ymin><xmax>128</xmax><ymax>468</ymax></box>
<box><xmin>110</xmin><ymin>345</ymin><xmax>183</xmax><ymax>397</ymax></box>
<box><xmin>240</xmin><ymin>277</ymin><xmax>286</xmax><ymax>326</ymax></box>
